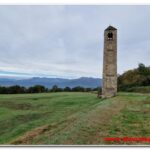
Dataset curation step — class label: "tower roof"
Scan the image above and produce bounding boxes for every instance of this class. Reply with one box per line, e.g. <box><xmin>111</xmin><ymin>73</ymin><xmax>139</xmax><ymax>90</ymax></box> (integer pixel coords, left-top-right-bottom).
<box><xmin>105</xmin><ymin>25</ymin><xmax>117</xmax><ymax>31</ymax></box>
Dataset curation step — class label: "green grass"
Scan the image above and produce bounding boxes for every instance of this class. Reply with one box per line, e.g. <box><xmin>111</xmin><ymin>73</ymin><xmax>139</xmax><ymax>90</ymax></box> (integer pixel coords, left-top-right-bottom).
<box><xmin>0</xmin><ymin>92</ymin><xmax>149</xmax><ymax>145</ymax></box>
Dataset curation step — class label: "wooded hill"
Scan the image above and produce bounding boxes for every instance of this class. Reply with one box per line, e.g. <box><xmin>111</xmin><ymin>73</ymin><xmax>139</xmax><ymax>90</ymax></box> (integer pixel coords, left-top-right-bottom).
<box><xmin>118</xmin><ymin>63</ymin><xmax>150</xmax><ymax>93</ymax></box>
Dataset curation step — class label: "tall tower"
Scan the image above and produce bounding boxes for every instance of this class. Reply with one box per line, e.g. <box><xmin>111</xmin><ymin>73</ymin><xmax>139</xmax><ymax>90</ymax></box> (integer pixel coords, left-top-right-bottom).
<box><xmin>102</xmin><ymin>25</ymin><xmax>117</xmax><ymax>98</ymax></box>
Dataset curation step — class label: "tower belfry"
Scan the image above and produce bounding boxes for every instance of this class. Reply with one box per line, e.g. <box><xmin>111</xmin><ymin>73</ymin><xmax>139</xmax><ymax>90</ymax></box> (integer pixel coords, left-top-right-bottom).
<box><xmin>102</xmin><ymin>25</ymin><xmax>117</xmax><ymax>98</ymax></box>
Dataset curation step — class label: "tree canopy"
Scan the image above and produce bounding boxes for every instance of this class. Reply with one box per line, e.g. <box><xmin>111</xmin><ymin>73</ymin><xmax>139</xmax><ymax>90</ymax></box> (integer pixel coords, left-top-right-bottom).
<box><xmin>118</xmin><ymin>63</ymin><xmax>150</xmax><ymax>91</ymax></box>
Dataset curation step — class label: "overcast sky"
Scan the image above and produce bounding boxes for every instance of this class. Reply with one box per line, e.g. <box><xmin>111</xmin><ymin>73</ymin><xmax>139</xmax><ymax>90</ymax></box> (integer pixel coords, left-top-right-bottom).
<box><xmin>0</xmin><ymin>5</ymin><xmax>150</xmax><ymax>78</ymax></box>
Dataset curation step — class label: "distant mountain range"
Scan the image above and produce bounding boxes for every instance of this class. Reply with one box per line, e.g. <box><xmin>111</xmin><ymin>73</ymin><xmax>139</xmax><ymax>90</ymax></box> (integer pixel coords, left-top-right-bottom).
<box><xmin>0</xmin><ymin>77</ymin><xmax>102</xmax><ymax>88</ymax></box>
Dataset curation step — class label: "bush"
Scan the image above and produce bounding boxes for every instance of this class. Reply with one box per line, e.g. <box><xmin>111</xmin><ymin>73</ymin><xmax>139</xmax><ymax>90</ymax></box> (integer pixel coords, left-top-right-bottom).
<box><xmin>118</xmin><ymin>63</ymin><xmax>150</xmax><ymax>91</ymax></box>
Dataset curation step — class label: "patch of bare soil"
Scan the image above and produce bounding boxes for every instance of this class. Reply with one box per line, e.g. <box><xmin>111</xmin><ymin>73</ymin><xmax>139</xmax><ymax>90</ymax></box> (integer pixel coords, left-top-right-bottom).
<box><xmin>142</xmin><ymin>100</ymin><xmax>150</xmax><ymax>113</ymax></box>
<box><xmin>11</xmin><ymin>125</ymin><xmax>51</xmax><ymax>144</ymax></box>
<box><xmin>10</xmin><ymin>117</ymin><xmax>76</xmax><ymax>145</ymax></box>
<box><xmin>143</xmin><ymin>100</ymin><xmax>150</xmax><ymax>104</ymax></box>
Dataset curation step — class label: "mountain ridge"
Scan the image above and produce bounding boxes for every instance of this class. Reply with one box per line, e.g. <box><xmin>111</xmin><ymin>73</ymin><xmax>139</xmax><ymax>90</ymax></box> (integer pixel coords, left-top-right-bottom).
<box><xmin>0</xmin><ymin>77</ymin><xmax>102</xmax><ymax>88</ymax></box>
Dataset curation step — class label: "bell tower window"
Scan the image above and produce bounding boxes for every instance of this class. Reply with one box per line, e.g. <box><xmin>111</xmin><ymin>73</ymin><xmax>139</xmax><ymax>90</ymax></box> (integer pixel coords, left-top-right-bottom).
<box><xmin>107</xmin><ymin>32</ymin><xmax>113</xmax><ymax>40</ymax></box>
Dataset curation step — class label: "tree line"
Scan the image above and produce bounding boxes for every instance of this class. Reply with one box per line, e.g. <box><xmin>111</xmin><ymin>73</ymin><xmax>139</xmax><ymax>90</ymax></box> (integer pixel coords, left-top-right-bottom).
<box><xmin>0</xmin><ymin>85</ymin><xmax>101</xmax><ymax>94</ymax></box>
<box><xmin>118</xmin><ymin>63</ymin><xmax>150</xmax><ymax>92</ymax></box>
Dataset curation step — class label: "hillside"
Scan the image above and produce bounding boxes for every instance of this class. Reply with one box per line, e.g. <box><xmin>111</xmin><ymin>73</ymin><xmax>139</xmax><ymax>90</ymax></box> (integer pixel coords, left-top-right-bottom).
<box><xmin>0</xmin><ymin>92</ymin><xmax>149</xmax><ymax>145</ymax></box>
<box><xmin>0</xmin><ymin>77</ymin><xmax>102</xmax><ymax>88</ymax></box>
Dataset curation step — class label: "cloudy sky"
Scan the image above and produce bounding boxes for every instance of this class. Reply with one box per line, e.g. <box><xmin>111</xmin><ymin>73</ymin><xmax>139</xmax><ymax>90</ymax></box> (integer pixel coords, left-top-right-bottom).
<box><xmin>0</xmin><ymin>5</ymin><xmax>150</xmax><ymax>79</ymax></box>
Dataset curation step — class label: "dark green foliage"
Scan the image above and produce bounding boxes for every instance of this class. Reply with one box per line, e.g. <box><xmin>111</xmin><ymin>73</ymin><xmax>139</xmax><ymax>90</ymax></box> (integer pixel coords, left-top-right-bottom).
<box><xmin>0</xmin><ymin>85</ymin><xmax>47</xmax><ymax>94</ymax></box>
<box><xmin>27</xmin><ymin>85</ymin><xmax>48</xmax><ymax>93</ymax></box>
<box><xmin>0</xmin><ymin>85</ymin><xmax>101</xmax><ymax>94</ymax></box>
<box><xmin>118</xmin><ymin>63</ymin><xmax>150</xmax><ymax>92</ymax></box>
<box><xmin>50</xmin><ymin>85</ymin><xmax>63</xmax><ymax>92</ymax></box>
<box><xmin>72</xmin><ymin>86</ymin><xmax>85</xmax><ymax>92</ymax></box>
<box><xmin>84</xmin><ymin>88</ymin><xmax>92</xmax><ymax>92</ymax></box>
<box><xmin>64</xmin><ymin>87</ymin><xmax>72</xmax><ymax>92</ymax></box>
<box><xmin>0</xmin><ymin>85</ymin><xmax>26</xmax><ymax>94</ymax></box>
<box><xmin>0</xmin><ymin>86</ymin><xmax>8</xmax><ymax>94</ymax></box>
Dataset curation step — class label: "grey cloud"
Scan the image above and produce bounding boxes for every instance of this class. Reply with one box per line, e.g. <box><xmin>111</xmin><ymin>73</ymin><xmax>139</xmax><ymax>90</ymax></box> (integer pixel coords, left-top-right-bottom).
<box><xmin>0</xmin><ymin>5</ymin><xmax>150</xmax><ymax>78</ymax></box>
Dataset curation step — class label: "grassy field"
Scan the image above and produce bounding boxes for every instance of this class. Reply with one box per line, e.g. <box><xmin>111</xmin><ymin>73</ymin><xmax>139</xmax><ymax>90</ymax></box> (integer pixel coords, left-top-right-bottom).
<box><xmin>0</xmin><ymin>92</ymin><xmax>150</xmax><ymax>145</ymax></box>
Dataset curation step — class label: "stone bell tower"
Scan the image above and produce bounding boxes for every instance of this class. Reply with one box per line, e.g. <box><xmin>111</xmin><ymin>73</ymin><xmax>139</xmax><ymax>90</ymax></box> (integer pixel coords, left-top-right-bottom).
<box><xmin>102</xmin><ymin>25</ymin><xmax>117</xmax><ymax>98</ymax></box>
